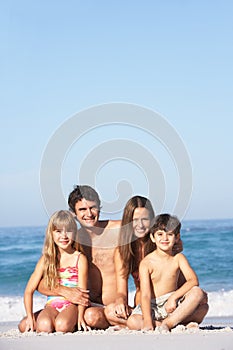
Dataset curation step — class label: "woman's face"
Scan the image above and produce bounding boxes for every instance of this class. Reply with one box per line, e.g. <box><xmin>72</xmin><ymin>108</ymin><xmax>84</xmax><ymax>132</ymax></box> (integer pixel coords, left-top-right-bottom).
<box><xmin>132</xmin><ymin>207</ymin><xmax>151</xmax><ymax>239</ymax></box>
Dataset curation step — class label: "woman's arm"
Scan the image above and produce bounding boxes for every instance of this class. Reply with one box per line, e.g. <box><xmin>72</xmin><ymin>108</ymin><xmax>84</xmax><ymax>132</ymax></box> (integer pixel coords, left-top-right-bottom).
<box><xmin>114</xmin><ymin>248</ymin><xmax>130</xmax><ymax>319</ymax></box>
<box><xmin>139</xmin><ymin>260</ymin><xmax>153</xmax><ymax>330</ymax></box>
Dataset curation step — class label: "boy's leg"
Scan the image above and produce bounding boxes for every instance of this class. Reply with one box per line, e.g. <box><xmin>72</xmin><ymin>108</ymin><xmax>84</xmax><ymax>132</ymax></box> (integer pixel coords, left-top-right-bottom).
<box><xmin>161</xmin><ymin>286</ymin><xmax>205</xmax><ymax>330</ymax></box>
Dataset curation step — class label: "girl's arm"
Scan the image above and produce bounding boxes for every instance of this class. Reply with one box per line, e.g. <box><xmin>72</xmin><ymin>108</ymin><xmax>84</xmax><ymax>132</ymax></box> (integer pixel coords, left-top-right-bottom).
<box><xmin>114</xmin><ymin>247</ymin><xmax>130</xmax><ymax>319</ymax></box>
<box><xmin>139</xmin><ymin>260</ymin><xmax>153</xmax><ymax>330</ymax></box>
<box><xmin>24</xmin><ymin>256</ymin><xmax>45</xmax><ymax>331</ymax></box>
<box><xmin>166</xmin><ymin>253</ymin><xmax>199</xmax><ymax>313</ymax></box>
<box><xmin>77</xmin><ymin>253</ymin><xmax>90</xmax><ymax>331</ymax></box>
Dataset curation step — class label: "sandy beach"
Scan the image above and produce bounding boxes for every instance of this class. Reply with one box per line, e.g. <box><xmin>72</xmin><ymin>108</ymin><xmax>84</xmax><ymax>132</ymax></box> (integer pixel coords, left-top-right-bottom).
<box><xmin>1</xmin><ymin>318</ymin><xmax>233</xmax><ymax>350</ymax></box>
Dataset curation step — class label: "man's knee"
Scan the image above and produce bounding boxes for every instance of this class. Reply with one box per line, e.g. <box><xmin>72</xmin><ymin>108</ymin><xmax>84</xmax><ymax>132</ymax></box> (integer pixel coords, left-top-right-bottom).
<box><xmin>84</xmin><ymin>307</ymin><xmax>108</xmax><ymax>329</ymax></box>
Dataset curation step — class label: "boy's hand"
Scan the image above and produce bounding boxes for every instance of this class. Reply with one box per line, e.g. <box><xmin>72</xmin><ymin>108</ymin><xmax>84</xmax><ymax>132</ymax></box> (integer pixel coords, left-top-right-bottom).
<box><xmin>165</xmin><ymin>296</ymin><xmax>177</xmax><ymax>314</ymax></box>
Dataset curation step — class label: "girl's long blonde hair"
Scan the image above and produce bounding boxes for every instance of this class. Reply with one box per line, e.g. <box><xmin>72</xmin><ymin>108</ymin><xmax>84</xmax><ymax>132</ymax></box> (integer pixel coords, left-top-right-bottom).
<box><xmin>43</xmin><ymin>210</ymin><xmax>78</xmax><ymax>289</ymax></box>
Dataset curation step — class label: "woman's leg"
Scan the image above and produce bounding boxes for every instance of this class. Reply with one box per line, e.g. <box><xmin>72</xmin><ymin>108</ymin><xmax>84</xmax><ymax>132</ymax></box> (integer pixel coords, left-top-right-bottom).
<box><xmin>126</xmin><ymin>314</ymin><xmax>143</xmax><ymax>330</ymax></box>
<box><xmin>104</xmin><ymin>303</ymin><xmax>132</xmax><ymax>327</ymax></box>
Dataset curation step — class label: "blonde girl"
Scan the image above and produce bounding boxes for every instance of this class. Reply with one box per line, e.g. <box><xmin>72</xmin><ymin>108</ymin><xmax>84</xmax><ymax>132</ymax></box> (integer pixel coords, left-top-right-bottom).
<box><xmin>18</xmin><ymin>210</ymin><xmax>89</xmax><ymax>333</ymax></box>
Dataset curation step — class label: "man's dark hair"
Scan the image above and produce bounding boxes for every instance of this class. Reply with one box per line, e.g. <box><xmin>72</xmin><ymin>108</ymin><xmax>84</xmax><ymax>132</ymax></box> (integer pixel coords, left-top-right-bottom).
<box><xmin>68</xmin><ymin>185</ymin><xmax>101</xmax><ymax>213</ymax></box>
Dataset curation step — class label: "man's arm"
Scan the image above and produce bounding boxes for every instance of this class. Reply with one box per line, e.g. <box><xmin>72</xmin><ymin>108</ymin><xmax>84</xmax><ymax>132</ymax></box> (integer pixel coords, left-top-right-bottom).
<box><xmin>37</xmin><ymin>278</ymin><xmax>89</xmax><ymax>306</ymax></box>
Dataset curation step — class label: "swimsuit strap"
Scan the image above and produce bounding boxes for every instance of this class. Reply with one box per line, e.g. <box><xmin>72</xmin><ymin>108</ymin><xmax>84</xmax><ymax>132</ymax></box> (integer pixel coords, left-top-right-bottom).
<box><xmin>75</xmin><ymin>251</ymin><xmax>82</xmax><ymax>267</ymax></box>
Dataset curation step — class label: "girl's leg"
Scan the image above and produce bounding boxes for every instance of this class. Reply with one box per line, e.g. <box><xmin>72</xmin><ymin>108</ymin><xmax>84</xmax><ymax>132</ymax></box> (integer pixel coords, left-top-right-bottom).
<box><xmin>54</xmin><ymin>304</ymin><xmax>78</xmax><ymax>333</ymax></box>
<box><xmin>36</xmin><ymin>307</ymin><xmax>58</xmax><ymax>333</ymax></box>
<box><xmin>18</xmin><ymin>310</ymin><xmax>42</xmax><ymax>332</ymax></box>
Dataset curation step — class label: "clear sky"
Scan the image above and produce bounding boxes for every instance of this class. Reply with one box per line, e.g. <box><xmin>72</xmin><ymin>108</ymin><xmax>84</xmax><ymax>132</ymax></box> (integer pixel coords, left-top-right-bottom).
<box><xmin>1</xmin><ymin>0</ymin><xmax>232</xmax><ymax>226</ymax></box>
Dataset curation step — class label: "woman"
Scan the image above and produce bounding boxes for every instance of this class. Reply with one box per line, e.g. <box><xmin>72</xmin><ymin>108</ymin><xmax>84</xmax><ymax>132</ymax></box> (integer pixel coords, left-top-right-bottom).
<box><xmin>104</xmin><ymin>195</ymin><xmax>156</xmax><ymax>326</ymax></box>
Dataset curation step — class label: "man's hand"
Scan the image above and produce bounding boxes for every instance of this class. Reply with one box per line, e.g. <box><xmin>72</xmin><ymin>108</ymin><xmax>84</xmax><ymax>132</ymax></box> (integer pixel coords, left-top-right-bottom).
<box><xmin>61</xmin><ymin>286</ymin><xmax>90</xmax><ymax>306</ymax></box>
<box><xmin>37</xmin><ymin>278</ymin><xmax>89</xmax><ymax>306</ymax></box>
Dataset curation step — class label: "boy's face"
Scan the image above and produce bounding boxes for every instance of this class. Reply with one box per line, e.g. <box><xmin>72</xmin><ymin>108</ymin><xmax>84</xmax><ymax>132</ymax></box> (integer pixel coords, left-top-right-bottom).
<box><xmin>74</xmin><ymin>198</ymin><xmax>100</xmax><ymax>228</ymax></box>
<box><xmin>150</xmin><ymin>229</ymin><xmax>180</xmax><ymax>251</ymax></box>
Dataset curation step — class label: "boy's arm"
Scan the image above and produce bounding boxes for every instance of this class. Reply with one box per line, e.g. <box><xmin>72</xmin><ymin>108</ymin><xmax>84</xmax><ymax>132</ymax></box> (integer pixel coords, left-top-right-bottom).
<box><xmin>169</xmin><ymin>253</ymin><xmax>199</xmax><ymax>305</ymax></box>
<box><xmin>139</xmin><ymin>260</ymin><xmax>153</xmax><ymax>330</ymax></box>
<box><xmin>77</xmin><ymin>253</ymin><xmax>90</xmax><ymax>331</ymax></box>
<box><xmin>24</xmin><ymin>256</ymin><xmax>44</xmax><ymax>331</ymax></box>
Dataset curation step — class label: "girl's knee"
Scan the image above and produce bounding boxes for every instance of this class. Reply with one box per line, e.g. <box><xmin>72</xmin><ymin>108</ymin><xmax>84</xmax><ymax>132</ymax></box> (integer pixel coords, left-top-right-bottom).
<box><xmin>18</xmin><ymin>318</ymin><xmax>26</xmax><ymax>333</ymax></box>
<box><xmin>36</xmin><ymin>317</ymin><xmax>54</xmax><ymax>333</ymax></box>
<box><xmin>54</xmin><ymin>318</ymin><xmax>72</xmax><ymax>333</ymax></box>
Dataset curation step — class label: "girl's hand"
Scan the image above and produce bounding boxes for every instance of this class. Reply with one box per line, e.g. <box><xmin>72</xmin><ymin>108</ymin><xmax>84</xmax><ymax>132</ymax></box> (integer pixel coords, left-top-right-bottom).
<box><xmin>77</xmin><ymin>318</ymin><xmax>91</xmax><ymax>332</ymax></box>
<box><xmin>25</xmin><ymin>315</ymin><xmax>35</xmax><ymax>332</ymax></box>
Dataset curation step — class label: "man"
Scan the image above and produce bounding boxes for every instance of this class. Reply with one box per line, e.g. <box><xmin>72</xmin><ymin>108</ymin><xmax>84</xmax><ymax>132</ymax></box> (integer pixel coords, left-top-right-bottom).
<box><xmin>38</xmin><ymin>185</ymin><xmax>121</xmax><ymax>329</ymax></box>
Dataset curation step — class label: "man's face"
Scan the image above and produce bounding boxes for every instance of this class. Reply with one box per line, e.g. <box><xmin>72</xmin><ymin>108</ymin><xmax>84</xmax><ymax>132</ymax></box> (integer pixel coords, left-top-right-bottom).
<box><xmin>74</xmin><ymin>198</ymin><xmax>100</xmax><ymax>228</ymax></box>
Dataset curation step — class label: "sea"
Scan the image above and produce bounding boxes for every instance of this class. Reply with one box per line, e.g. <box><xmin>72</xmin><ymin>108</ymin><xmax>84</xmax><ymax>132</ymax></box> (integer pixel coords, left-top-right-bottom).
<box><xmin>0</xmin><ymin>218</ymin><xmax>233</xmax><ymax>323</ymax></box>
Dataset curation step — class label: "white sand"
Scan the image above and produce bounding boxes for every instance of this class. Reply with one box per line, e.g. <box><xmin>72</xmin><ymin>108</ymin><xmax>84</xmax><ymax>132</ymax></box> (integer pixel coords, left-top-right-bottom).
<box><xmin>0</xmin><ymin>320</ymin><xmax>233</xmax><ymax>350</ymax></box>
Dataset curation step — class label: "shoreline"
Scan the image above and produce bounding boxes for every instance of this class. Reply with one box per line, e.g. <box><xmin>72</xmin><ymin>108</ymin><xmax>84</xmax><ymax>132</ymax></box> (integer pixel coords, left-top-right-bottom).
<box><xmin>1</xmin><ymin>318</ymin><xmax>233</xmax><ymax>350</ymax></box>
<box><xmin>1</xmin><ymin>316</ymin><xmax>233</xmax><ymax>333</ymax></box>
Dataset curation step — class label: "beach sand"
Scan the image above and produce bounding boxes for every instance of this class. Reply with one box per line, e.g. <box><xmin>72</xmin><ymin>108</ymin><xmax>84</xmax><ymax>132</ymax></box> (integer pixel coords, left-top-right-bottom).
<box><xmin>1</xmin><ymin>318</ymin><xmax>233</xmax><ymax>350</ymax></box>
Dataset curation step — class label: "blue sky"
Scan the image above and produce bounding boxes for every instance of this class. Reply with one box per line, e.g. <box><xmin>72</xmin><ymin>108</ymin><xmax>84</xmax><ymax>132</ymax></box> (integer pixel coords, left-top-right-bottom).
<box><xmin>1</xmin><ymin>0</ymin><xmax>232</xmax><ymax>226</ymax></box>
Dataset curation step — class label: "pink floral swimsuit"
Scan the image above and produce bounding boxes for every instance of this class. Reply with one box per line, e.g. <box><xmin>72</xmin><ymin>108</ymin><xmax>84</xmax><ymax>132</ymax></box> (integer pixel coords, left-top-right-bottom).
<box><xmin>45</xmin><ymin>253</ymin><xmax>81</xmax><ymax>312</ymax></box>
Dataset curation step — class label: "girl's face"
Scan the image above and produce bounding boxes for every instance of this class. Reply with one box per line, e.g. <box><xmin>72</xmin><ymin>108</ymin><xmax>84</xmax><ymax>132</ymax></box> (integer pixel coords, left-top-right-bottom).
<box><xmin>52</xmin><ymin>226</ymin><xmax>74</xmax><ymax>250</ymax></box>
<box><xmin>132</xmin><ymin>207</ymin><xmax>151</xmax><ymax>239</ymax></box>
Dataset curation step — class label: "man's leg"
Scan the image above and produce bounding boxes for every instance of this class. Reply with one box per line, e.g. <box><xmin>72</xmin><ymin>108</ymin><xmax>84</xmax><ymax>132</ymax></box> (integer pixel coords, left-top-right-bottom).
<box><xmin>84</xmin><ymin>306</ymin><xmax>109</xmax><ymax>329</ymax></box>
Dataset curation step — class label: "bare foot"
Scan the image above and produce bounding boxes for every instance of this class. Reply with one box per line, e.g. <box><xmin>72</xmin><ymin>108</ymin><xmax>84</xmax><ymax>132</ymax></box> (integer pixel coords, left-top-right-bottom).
<box><xmin>157</xmin><ymin>325</ymin><xmax>170</xmax><ymax>333</ymax></box>
<box><xmin>185</xmin><ymin>322</ymin><xmax>199</xmax><ymax>329</ymax></box>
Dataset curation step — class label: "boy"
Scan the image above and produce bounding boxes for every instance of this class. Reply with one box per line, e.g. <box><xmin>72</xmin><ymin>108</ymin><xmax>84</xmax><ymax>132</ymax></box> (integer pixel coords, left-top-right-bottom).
<box><xmin>127</xmin><ymin>214</ymin><xmax>207</xmax><ymax>331</ymax></box>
